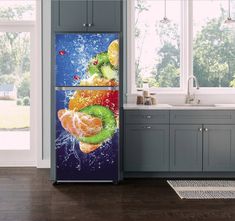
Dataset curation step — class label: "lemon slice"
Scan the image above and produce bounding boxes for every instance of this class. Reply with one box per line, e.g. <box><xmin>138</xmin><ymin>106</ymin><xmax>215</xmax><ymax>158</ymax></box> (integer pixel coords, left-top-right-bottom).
<box><xmin>108</xmin><ymin>40</ymin><xmax>119</xmax><ymax>68</ymax></box>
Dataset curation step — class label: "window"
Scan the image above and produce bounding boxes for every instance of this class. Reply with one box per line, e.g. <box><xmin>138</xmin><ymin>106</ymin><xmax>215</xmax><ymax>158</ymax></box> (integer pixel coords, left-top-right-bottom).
<box><xmin>193</xmin><ymin>1</ymin><xmax>235</xmax><ymax>88</ymax></box>
<box><xmin>135</xmin><ymin>0</ymin><xmax>181</xmax><ymax>88</ymax></box>
<box><xmin>130</xmin><ymin>0</ymin><xmax>235</xmax><ymax>93</ymax></box>
<box><xmin>0</xmin><ymin>0</ymin><xmax>36</xmax><ymax>21</ymax></box>
<box><xmin>0</xmin><ymin>1</ymin><xmax>36</xmax><ymax>150</ymax></box>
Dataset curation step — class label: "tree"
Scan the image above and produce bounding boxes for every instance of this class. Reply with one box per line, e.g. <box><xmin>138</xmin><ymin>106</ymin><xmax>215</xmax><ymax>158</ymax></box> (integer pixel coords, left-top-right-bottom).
<box><xmin>17</xmin><ymin>72</ymin><xmax>30</xmax><ymax>98</ymax></box>
<box><xmin>135</xmin><ymin>0</ymin><xmax>149</xmax><ymax>87</ymax></box>
<box><xmin>0</xmin><ymin>5</ymin><xmax>32</xmax><ymax>78</ymax></box>
<box><xmin>150</xmin><ymin>22</ymin><xmax>180</xmax><ymax>87</ymax></box>
<box><xmin>193</xmin><ymin>9</ymin><xmax>235</xmax><ymax>87</ymax></box>
<box><xmin>0</xmin><ymin>74</ymin><xmax>17</xmax><ymax>85</ymax></box>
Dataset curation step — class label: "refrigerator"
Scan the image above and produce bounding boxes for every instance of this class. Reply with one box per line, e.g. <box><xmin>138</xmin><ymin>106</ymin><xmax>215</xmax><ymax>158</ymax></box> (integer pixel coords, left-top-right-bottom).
<box><xmin>52</xmin><ymin>33</ymin><xmax>120</xmax><ymax>183</ymax></box>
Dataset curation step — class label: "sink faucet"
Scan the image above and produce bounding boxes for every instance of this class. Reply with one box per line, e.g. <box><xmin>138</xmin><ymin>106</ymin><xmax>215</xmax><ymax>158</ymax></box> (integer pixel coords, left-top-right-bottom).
<box><xmin>185</xmin><ymin>75</ymin><xmax>200</xmax><ymax>104</ymax></box>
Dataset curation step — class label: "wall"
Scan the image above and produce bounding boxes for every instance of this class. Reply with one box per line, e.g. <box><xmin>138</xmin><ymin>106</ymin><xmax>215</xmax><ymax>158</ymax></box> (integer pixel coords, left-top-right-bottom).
<box><xmin>42</xmin><ymin>0</ymin><xmax>51</xmax><ymax>164</ymax></box>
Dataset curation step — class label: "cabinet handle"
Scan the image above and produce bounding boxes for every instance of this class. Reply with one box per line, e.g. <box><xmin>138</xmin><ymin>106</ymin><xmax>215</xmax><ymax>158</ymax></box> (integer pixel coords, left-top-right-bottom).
<box><xmin>146</xmin><ymin>126</ymin><xmax>152</xmax><ymax>129</ymax></box>
<box><xmin>146</xmin><ymin>115</ymin><xmax>152</xmax><ymax>119</ymax></box>
<box><xmin>88</xmin><ymin>23</ymin><xmax>93</xmax><ymax>27</ymax></box>
<box><xmin>198</xmin><ymin>128</ymin><xmax>202</xmax><ymax>132</ymax></box>
<box><xmin>204</xmin><ymin>128</ymin><xmax>208</xmax><ymax>132</ymax></box>
<box><xmin>83</xmin><ymin>23</ymin><xmax>88</xmax><ymax>27</ymax></box>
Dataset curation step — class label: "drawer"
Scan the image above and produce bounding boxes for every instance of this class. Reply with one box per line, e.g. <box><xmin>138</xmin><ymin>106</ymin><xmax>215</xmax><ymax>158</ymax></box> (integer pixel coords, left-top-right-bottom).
<box><xmin>170</xmin><ymin>110</ymin><xmax>235</xmax><ymax>124</ymax></box>
<box><xmin>125</xmin><ymin>110</ymin><xmax>169</xmax><ymax>124</ymax></box>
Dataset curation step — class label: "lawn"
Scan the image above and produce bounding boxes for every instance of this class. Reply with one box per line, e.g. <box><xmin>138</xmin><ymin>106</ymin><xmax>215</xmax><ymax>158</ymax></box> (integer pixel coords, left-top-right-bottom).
<box><xmin>0</xmin><ymin>100</ymin><xmax>29</xmax><ymax>129</ymax></box>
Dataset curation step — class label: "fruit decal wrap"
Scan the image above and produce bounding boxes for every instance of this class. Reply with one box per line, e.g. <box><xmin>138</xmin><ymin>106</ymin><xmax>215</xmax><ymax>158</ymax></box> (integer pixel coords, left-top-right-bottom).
<box><xmin>56</xmin><ymin>33</ymin><xmax>119</xmax><ymax>87</ymax></box>
<box><xmin>55</xmin><ymin>33</ymin><xmax>119</xmax><ymax>180</ymax></box>
<box><xmin>58</xmin><ymin>90</ymin><xmax>118</xmax><ymax>154</ymax></box>
<box><xmin>56</xmin><ymin>90</ymin><xmax>119</xmax><ymax>180</ymax></box>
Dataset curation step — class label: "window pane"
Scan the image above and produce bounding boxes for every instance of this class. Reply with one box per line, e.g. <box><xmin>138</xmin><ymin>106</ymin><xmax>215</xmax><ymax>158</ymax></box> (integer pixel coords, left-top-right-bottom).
<box><xmin>135</xmin><ymin>0</ymin><xmax>181</xmax><ymax>88</ymax></box>
<box><xmin>193</xmin><ymin>0</ymin><xmax>235</xmax><ymax>88</ymax></box>
<box><xmin>0</xmin><ymin>32</ymin><xmax>30</xmax><ymax>150</ymax></box>
<box><xmin>0</xmin><ymin>0</ymin><xmax>35</xmax><ymax>21</ymax></box>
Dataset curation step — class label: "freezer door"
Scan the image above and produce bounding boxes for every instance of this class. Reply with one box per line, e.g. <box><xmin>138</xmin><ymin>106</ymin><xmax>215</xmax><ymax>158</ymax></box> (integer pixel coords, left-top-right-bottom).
<box><xmin>55</xmin><ymin>33</ymin><xmax>119</xmax><ymax>87</ymax></box>
<box><xmin>55</xmin><ymin>89</ymin><xmax>119</xmax><ymax>181</ymax></box>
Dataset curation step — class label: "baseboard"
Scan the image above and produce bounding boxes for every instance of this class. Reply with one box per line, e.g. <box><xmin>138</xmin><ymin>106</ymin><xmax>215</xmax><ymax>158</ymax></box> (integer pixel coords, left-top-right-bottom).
<box><xmin>0</xmin><ymin>161</ymin><xmax>36</xmax><ymax>167</ymax></box>
<box><xmin>37</xmin><ymin>159</ymin><xmax>50</xmax><ymax>168</ymax></box>
<box><xmin>124</xmin><ymin>172</ymin><xmax>235</xmax><ymax>178</ymax></box>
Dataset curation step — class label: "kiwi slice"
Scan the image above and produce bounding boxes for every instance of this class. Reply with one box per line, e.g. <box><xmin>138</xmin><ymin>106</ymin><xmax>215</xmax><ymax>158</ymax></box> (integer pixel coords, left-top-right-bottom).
<box><xmin>78</xmin><ymin>105</ymin><xmax>116</xmax><ymax>144</ymax></box>
<box><xmin>101</xmin><ymin>65</ymin><xmax>118</xmax><ymax>80</ymax></box>
<box><xmin>87</xmin><ymin>52</ymin><xmax>109</xmax><ymax>76</ymax></box>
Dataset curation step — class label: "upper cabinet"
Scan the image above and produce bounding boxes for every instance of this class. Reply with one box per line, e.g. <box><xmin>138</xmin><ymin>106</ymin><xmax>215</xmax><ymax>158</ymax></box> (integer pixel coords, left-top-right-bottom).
<box><xmin>52</xmin><ymin>0</ymin><xmax>121</xmax><ymax>32</ymax></box>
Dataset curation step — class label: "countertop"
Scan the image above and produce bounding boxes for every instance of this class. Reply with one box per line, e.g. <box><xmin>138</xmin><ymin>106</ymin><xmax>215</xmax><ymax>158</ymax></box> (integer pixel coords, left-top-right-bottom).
<box><xmin>123</xmin><ymin>103</ymin><xmax>235</xmax><ymax>110</ymax></box>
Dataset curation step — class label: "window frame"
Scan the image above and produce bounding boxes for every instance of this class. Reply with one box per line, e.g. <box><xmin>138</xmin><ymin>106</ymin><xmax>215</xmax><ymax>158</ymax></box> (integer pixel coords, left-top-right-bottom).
<box><xmin>0</xmin><ymin>0</ymin><xmax>42</xmax><ymax>167</ymax></box>
<box><xmin>127</xmin><ymin>0</ymin><xmax>235</xmax><ymax>95</ymax></box>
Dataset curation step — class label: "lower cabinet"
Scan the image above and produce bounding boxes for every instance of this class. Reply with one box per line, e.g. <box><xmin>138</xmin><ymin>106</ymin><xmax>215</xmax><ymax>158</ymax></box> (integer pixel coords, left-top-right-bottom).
<box><xmin>203</xmin><ymin>125</ymin><xmax>235</xmax><ymax>171</ymax></box>
<box><xmin>124</xmin><ymin>124</ymin><xmax>169</xmax><ymax>172</ymax></box>
<box><xmin>170</xmin><ymin>125</ymin><xmax>203</xmax><ymax>171</ymax></box>
<box><xmin>124</xmin><ymin>110</ymin><xmax>235</xmax><ymax>174</ymax></box>
<box><xmin>170</xmin><ymin>124</ymin><xmax>235</xmax><ymax>172</ymax></box>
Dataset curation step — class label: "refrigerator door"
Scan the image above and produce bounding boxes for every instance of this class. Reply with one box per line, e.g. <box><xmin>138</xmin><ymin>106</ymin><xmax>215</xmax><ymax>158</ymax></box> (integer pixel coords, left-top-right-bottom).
<box><xmin>55</xmin><ymin>33</ymin><xmax>119</xmax><ymax>87</ymax></box>
<box><xmin>55</xmin><ymin>89</ymin><xmax>119</xmax><ymax>181</ymax></box>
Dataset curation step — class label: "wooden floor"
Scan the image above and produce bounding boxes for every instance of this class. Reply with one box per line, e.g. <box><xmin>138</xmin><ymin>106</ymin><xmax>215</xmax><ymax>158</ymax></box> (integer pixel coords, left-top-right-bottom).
<box><xmin>1</xmin><ymin>168</ymin><xmax>235</xmax><ymax>221</ymax></box>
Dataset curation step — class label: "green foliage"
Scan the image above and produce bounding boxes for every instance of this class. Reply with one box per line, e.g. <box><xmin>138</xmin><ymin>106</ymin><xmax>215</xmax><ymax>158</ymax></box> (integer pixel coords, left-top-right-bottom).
<box><xmin>16</xmin><ymin>99</ymin><xmax>22</xmax><ymax>106</ymax></box>
<box><xmin>23</xmin><ymin>96</ymin><xmax>30</xmax><ymax>106</ymax></box>
<box><xmin>0</xmin><ymin>5</ymin><xmax>31</xmax><ymax>96</ymax></box>
<box><xmin>135</xmin><ymin>2</ymin><xmax>235</xmax><ymax>89</ymax></box>
<box><xmin>193</xmin><ymin>10</ymin><xmax>235</xmax><ymax>87</ymax></box>
<box><xmin>151</xmin><ymin>22</ymin><xmax>180</xmax><ymax>87</ymax></box>
<box><xmin>0</xmin><ymin>4</ymin><xmax>33</xmax><ymax>20</ymax></box>
<box><xmin>17</xmin><ymin>72</ymin><xmax>30</xmax><ymax>99</ymax></box>
<box><xmin>0</xmin><ymin>74</ymin><xmax>17</xmax><ymax>85</ymax></box>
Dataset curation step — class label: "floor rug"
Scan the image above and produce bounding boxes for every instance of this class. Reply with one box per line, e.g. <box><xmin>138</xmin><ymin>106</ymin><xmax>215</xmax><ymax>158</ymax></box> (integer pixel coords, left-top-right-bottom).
<box><xmin>167</xmin><ymin>180</ymin><xmax>235</xmax><ymax>199</ymax></box>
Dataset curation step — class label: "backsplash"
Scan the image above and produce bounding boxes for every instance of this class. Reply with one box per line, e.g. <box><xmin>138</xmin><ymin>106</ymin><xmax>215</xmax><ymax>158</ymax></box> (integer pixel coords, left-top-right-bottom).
<box><xmin>126</xmin><ymin>94</ymin><xmax>235</xmax><ymax>105</ymax></box>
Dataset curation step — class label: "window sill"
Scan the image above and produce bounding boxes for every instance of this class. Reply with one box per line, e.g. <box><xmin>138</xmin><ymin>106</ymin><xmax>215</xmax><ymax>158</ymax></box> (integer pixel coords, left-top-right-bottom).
<box><xmin>128</xmin><ymin>88</ymin><xmax>235</xmax><ymax>96</ymax></box>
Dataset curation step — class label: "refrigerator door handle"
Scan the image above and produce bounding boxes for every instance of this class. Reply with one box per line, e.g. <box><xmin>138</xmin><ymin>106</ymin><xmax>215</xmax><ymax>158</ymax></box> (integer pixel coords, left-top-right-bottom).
<box><xmin>55</xmin><ymin>86</ymin><xmax>119</xmax><ymax>91</ymax></box>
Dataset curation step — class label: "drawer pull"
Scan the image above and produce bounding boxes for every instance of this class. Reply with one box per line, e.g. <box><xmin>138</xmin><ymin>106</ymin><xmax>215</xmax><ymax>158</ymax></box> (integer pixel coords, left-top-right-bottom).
<box><xmin>146</xmin><ymin>115</ymin><xmax>152</xmax><ymax>119</ymax></box>
<box><xmin>204</xmin><ymin>128</ymin><xmax>208</xmax><ymax>132</ymax></box>
<box><xmin>146</xmin><ymin>126</ymin><xmax>152</xmax><ymax>129</ymax></box>
<box><xmin>198</xmin><ymin>128</ymin><xmax>202</xmax><ymax>132</ymax></box>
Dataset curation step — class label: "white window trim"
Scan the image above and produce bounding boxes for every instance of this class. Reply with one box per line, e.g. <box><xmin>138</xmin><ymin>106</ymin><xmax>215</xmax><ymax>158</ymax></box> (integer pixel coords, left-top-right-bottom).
<box><xmin>0</xmin><ymin>0</ymin><xmax>42</xmax><ymax>167</ymax></box>
<box><xmin>127</xmin><ymin>0</ymin><xmax>235</xmax><ymax>96</ymax></box>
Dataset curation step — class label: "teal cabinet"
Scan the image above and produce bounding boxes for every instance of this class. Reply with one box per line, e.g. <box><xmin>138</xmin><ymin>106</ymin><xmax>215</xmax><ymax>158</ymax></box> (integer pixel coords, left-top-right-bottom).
<box><xmin>170</xmin><ymin>125</ymin><xmax>203</xmax><ymax>171</ymax></box>
<box><xmin>52</xmin><ymin>0</ymin><xmax>121</xmax><ymax>32</ymax></box>
<box><xmin>124</xmin><ymin>110</ymin><xmax>235</xmax><ymax>174</ymax></box>
<box><xmin>87</xmin><ymin>0</ymin><xmax>121</xmax><ymax>32</ymax></box>
<box><xmin>124</xmin><ymin>124</ymin><xmax>169</xmax><ymax>172</ymax></box>
<box><xmin>203</xmin><ymin>125</ymin><xmax>235</xmax><ymax>172</ymax></box>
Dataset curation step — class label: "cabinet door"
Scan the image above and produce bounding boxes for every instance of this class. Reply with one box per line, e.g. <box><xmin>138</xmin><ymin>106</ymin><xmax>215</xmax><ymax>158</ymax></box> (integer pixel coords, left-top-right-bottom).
<box><xmin>203</xmin><ymin>125</ymin><xmax>235</xmax><ymax>171</ymax></box>
<box><xmin>124</xmin><ymin>125</ymin><xmax>169</xmax><ymax>172</ymax></box>
<box><xmin>52</xmin><ymin>0</ymin><xmax>87</xmax><ymax>31</ymax></box>
<box><xmin>170</xmin><ymin>125</ymin><xmax>203</xmax><ymax>171</ymax></box>
<box><xmin>87</xmin><ymin>0</ymin><xmax>121</xmax><ymax>32</ymax></box>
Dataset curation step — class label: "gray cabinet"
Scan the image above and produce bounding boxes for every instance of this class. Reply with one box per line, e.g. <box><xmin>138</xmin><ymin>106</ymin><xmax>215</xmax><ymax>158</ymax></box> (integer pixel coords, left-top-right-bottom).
<box><xmin>52</xmin><ymin>0</ymin><xmax>121</xmax><ymax>32</ymax></box>
<box><xmin>52</xmin><ymin>0</ymin><xmax>87</xmax><ymax>31</ymax></box>
<box><xmin>124</xmin><ymin>125</ymin><xmax>169</xmax><ymax>172</ymax></box>
<box><xmin>124</xmin><ymin>110</ymin><xmax>235</xmax><ymax>175</ymax></box>
<box><xmin>170</xmin><ymin>125</ymin><xmax>203</xmax><ymax>171</ymax></box>
<box><xmin>203</xmin><ymin>125</ymin><xmax>235</xmax><ymax>172</ymax></box>
<box><xmin>87</xmin><ymin>0</ymin><xmax>121</xmax><ymax>32</ymax></box>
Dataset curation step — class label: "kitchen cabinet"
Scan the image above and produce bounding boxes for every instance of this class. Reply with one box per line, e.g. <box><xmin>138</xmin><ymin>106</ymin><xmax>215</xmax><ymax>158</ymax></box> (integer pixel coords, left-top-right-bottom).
<box><xmin>124</xmin><ymin>110</ymin><xmax>235</xmax><ymax>175</ymax></box>
<box><xmin>170</xmin><ymin>125</ymin><xmax>203</xmax><ymax>171</ymax></box>
<box><xmin>124</xmin><ymin>124</ymin><xmax>169</xmax><ymax>172</ymax></box>
<box><xmin>170</xmin><ymin>124</ymin><xmax>235</xmax><ymax>172</ymax></box>
<box><xmin>203</xmin><ymin>125</ymin><xmax>235</xmax><ymax>172</ymax></box>
<box><xmin>52</xmin><ymin>0</ymin><xmax>121</xmax><ymax>32</ymax></box>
